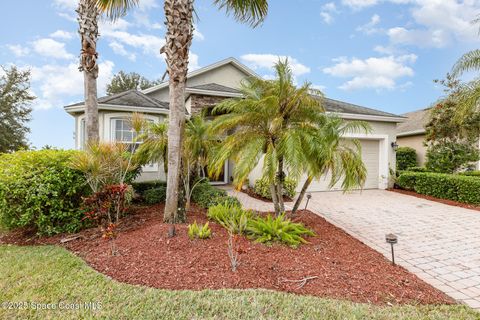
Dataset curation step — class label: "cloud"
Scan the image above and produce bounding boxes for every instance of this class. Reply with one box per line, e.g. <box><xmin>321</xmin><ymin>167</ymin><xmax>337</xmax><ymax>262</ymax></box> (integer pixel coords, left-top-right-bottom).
<box><xmin>323</xmin><ymin>54</ymin><xmax>417</xmax><ymax>90</ymax></box>
<box><xmin>29</xmin><ymin>60</ymin><xmax>115</xmax><ymax>110</ymax></box>
<box><xmin>241</xmin><ymin>54</ymin><xmax>311</xmax><ymax>77</ymax></box>
<box><xmin>189</xmin><ymin>53</ymin><xmax>200</xmax><ymax>71</ymax></box>
<box><xmin>193</xmin><ymin>28</ymin><xmax>205</xmax><ymax>41</ymax></box>
<box><xmin>32</xmin><ymin>38</ymin><xmax>74</xmax><ymax>60</ymax></box>
<box><xmin>109</xmin><ymin>42</ymin><xmax>136</xmax><ymax>61</ymax></box>
<box><xmin>7</xmin><ymin>44</ymin><xmax>30</xmax><ymax>57</ymax></box>
<box><xmin>356</xmin><ymin>14</ymin><xmax>381</xmax><ymax>34</ymax></box>
<box><xmin>50</xmin><ymin>30</ymin><xmax>74</xmax><ymax>40</ymax></box>
<box><xmin>52</xmin><ymin>0</ymin><xmax>77</xmax><ymax>10</ymax></box>
<box><xmin>320</xmin><ymin>2</ymin><xmax>338</xmax><ymax>24</ymax></box>
<box><xmin>342</xmin><ymin>0</ymin><xmax>378</xmax><ymax>9</ymax></box>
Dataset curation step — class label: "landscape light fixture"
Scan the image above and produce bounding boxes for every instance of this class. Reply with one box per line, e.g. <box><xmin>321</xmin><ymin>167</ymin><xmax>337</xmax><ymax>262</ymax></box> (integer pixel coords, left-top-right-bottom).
<box><xmin>391</xmin><ymin>141</ymin><xmax>399</xmax><ymax>151</ymax></box>
<box><xmin>385</xmin><ymin>233</ymin><xmax>398</xmax><ymax>265</ymax></box>
<box><xmin>304</xmin><ymin>193</ymin><xmax>312</xmax><ymax>211</ymax></box>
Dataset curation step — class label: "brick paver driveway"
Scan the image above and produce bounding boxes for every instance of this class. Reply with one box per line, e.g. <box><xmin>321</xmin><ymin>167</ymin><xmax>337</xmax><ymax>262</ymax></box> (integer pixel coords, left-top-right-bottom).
<box><xmin>227</xmin><ymin>188</ymin><xmax>480</xmax><ymax>309</ymax></box>
<box><xmin>304</xmin><ymin>190</ymin><xmax>480</xmax><ymax>309</ymax></box>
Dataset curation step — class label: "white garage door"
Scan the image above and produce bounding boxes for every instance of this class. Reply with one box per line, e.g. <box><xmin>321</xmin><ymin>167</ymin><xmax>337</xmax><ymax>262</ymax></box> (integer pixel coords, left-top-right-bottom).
<box><xmin>298</xmin><ymin>139</ymin><xmax>380</xmax><ymax>192</ymax></box>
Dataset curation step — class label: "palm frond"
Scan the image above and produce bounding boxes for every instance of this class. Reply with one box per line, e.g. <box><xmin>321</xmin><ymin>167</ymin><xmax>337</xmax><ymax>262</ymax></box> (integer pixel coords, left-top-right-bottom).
<box><xmin>96</xmin><ymin>0</ymin><xmax>138</xmax><ymax>21</ymax></box>
<box><xmin>451</xmin><ymin>49</ymin><xmax>480</xmax><ymax>78</ymax></box>
<box><xmin>213</xmin><ymin>0</ymin><xmax>268</xmax><ymax>27</ymax></box>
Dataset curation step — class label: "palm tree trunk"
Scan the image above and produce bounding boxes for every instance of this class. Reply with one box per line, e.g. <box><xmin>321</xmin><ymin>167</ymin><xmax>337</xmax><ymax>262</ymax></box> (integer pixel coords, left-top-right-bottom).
<box><xmin>270</xmin><ymin>183</ymin><xmax>281</xmax><ymax>215</ymax></box>
<box><xmin>291</xmin><ymin>176</ymin><xmax>313</xmax><ymax>215</ymax></box>
<box><xmin>77</xmin><ymin>0</ymin><xmax>99</xmax><ymax>142</ymax></box>
<box><xmin>162</xmin><ymin>0</ymin><xmax>194</xmax><ymax>224</ymax></box>
<box><xmin>276</xmin><ymin>157</ymin><xmax>285</xmax><ymax>213</ymax></box>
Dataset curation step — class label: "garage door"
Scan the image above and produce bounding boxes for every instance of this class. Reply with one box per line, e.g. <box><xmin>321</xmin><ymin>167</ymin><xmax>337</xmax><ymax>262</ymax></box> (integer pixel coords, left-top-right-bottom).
<box><xmin>298</xmin><ymin>139</ymin><xmax>380</xmax><ymax>192</ymax></box>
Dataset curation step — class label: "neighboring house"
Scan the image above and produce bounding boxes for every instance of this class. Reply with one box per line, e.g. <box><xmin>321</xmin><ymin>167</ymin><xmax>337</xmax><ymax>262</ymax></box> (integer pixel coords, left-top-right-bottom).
<box><xmin>396</xmin><ymin>108</ymin><xmax>431</xmax><ymax>166</ymax></box>
<box><xmin>65</xmin><ymin>57</ymin><xmax>404</xmax><ymax>192</ymax></box>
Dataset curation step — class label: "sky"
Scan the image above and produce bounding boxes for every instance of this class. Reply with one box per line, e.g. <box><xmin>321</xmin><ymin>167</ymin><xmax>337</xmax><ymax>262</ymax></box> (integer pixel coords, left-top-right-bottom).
<box><xmin>1</xmin><ymin>0</ymin><xmax>479</xmax><ymax>149</ymax></box>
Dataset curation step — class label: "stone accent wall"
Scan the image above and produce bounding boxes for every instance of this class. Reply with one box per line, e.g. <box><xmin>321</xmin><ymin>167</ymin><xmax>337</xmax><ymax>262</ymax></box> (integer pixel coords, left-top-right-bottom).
<box><xmin>189</xmin><ymin>94</ymin><xmax>228</xmax><ymax>115</ymax></box>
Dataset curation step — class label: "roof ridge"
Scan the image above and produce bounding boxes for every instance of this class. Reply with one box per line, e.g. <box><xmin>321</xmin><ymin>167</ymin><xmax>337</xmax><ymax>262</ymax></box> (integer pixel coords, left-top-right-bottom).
<box><xmin>100</xmin><ymin>89</ymin><xmax>138</xmax><ymax>104</ymax></box>
<box><xmin>323</xmin><ymin>97</ymin><xmax>399</xmax><ymax>117</ymax></box>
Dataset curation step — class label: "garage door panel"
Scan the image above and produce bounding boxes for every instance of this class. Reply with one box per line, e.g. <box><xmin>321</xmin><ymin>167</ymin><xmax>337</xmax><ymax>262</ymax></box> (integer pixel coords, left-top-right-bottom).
<box><xmin>298</xmin><ymin>139</ymin><xmax>379</xmax><ymax>192</ymax></box>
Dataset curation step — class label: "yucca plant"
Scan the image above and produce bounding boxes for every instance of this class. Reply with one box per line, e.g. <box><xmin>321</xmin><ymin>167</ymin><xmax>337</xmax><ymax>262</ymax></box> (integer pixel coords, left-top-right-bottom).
<box><xmin>188</xmin><ymin>221</ymin><xmax>212</xmax><ymax>240</ymax></box>
<box><xmin>247</xmin><ymin>214</ymin><xmax>315</xmax><ymax>248</ymax></box>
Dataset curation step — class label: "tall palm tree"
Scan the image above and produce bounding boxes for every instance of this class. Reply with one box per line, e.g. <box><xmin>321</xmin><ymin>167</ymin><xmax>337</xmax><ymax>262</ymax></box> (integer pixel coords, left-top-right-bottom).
<box><xmin>208</xmin><ymin>59</ymin><xmax>325</xmax><ymax>215</ymax></box>
<box><xmin>161</xmin><ymin>0</ymin><xmax>268</xmax><ymax>223</ymax></box>
<box><xmin>290</xmin><ymin>116</ymin><xmax>369</xmax><ymax>214</ymax></box>
<box><xmin>80</xmin><ymin>0</ymin><xmax>138</xmax><ymax>142</ymax></box>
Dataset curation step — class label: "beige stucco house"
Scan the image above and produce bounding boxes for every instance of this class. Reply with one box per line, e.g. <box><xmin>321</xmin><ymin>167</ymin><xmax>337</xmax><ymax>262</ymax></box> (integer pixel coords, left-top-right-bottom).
<box><xmin>65</xmin><ymin>57</ymin><xmax>404</xmax><ymax>192</ymax></box>
<box><xmin>396</xmin><ymin>108</ymin><xmax>431</xmax><ymax>166</ymax></box>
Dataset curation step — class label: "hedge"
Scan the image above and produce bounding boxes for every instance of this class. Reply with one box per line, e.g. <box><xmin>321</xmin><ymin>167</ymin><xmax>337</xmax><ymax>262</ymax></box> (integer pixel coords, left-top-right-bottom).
<box><xmin>191</xmin><ymin>181</ymin><xmax>240</xmax><ymax>208</ymax></box>
<box><xmin>396</xmin><ymin>147</ymin><xmax>417</xmax><ymax>170</ymax></box>
<box><xmin>131</xmin><ymin>180</ymin><xmax>167</xmax><ymax>196</ymax></box>
<box><xmin>253</xmin><ymin>176</ymin><xmax>297</xmax><ymax>199</ymax></box>
<box><xmin>0</xmin><ymin>150</ymin><xmax>90</xmax><ymax>235</ymax></box>
<box><xmin>144</xmin><ymin>186</ymin><xmax>167</xmax><ymax>204</ymax></box>
<box><xmin>459</xmin><ymin>171</ymin><xmax>480</xmax><ymax>177</ymax></box>
<box><xmin>396</xmin><ymin>171</ymin><xmax>480</xmax><ymax>204</ymax></box>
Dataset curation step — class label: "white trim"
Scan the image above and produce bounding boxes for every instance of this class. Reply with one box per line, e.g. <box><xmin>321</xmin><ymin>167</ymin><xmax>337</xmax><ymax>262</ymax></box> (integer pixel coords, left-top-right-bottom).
<box><xmin>210</xmin><ymin>161</ymin><xmax>229</xmax><ymax>185</ymax></box>
<box><xmin>342</xmin><ymin>133</ymin><xmax>390</xmax><ymax>190</ymax></box>
<box><xmin>396</xmin><ymin>129</ymin><xmax>426</xmax><ymax>137</ymax></box>
<box><xmin>332</xmin><ymin>112</ymin><xmax>405</xmax><ymax>123</ymax></box>
<box><xmin>65</xmin><ymin>104</ymin><xmax>169</xmax><ymax>115</ymax></box>
<box><xmin>142</xmin><ymin>57</ymin><xmax>259</xmax><ymax>94</ymax></box>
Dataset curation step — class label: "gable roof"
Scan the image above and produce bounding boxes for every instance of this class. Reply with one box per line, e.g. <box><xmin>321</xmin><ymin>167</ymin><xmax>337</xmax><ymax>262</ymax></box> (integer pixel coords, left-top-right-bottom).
<box><xmin>322</xmin><ymin>97</ymin><xmax>401</xmax><ymax>118</ymax></box>
<box><xmin>396</xmin><ymin>108</ymin><xmax>431</xmax><ymax>137</ymax></box>
<box><xmin>64</xmin><ymin>90</ymin><xmax>169</xmax><ymax>114</ymax></box>
<box><xmin>142</xmin><ymin>57</ymin><xmax>259</xmax><ymax>94</ymax></box>
<box><xmin>189</xmin><ymin>83</ymin><xmax>241</xmax><ymax>94</ymax></box>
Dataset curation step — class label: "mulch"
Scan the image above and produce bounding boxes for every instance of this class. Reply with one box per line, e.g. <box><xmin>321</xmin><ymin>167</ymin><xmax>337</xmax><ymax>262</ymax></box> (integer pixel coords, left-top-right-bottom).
<box><xmin>0</xmin><ymin>204</ymin><xmax>454</xmax><ymax>306</ymax></box>
<box><xmin>389</xmin><ymin>188</ymin><xmax>480</xmax><ymax>212</ymax></box>
<box><xmin>241</xmin><ymin>188</ymin><xmax>294</xmax><ymax>203</ymax></box>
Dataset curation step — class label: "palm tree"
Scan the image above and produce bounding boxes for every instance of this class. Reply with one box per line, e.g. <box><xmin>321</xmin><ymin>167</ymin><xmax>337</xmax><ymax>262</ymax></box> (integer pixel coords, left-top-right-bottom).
<box><xmin>290</xmin><ymin>116</ymin><xmax>369</xmax><ymax>214</ymax></box>
<box><xmin>208</xmin><ymin>59</ymin><xmax>325</xmax><ymax>215</ymax></box>
<box><xmin>80</xmin><ymin>0</ymin><xmax>138</xmax><ymax>142</ymax></box>
<box><xmin>161</xmin><ymin>0</ymin><xmax>268</xmax><ymax>224</ymax></box>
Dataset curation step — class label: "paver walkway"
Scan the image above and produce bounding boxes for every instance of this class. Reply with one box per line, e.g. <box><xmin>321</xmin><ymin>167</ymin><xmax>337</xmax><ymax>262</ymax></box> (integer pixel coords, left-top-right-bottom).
<box><xmin>226</xmin><ymin>188</ymin><xmax>480</xmax><ymax>309</ymax></box>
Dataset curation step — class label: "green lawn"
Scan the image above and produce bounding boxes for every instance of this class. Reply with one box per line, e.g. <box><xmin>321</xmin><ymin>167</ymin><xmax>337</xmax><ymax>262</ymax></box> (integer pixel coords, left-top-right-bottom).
<box><xmin>0</xmin><ymin>245</ymin><xmax>477</xmax><ymax>320</ymax></box>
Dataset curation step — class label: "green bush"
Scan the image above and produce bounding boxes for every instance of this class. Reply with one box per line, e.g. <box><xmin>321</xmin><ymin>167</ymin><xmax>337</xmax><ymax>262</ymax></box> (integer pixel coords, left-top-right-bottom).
<box><xmin>131</xmin><ymin>180</ymin><xmax>167</xmax><ymax>196</ymax></box>
<box><xmin>191</xmin><ymin>182</ymin><xmax>240</xmax><ymax>208</ymax></box>
<box><xmin>396</xmin><ymin>147</ymin><xmax>417</xmax><ymax>170</ymax></box>
<box><xmin>406</xmin><ymin>166</ymin><xmax>429</xmax><ymax>172</ymax></box>
<box><xmin>459</xmin><ymin>171</ymin><xmax>480</xmax><ymax>177</ymax></box>
<box><xmin>188</xmin><ymin>221</ymin><xmax>211</xmax><ymax>240</ymax></box>
<box><xmin>396</xmin><ymin>171</ymin><xmax>480</xmax><ymax>204</ymax></box>
<box><xmin>0</xmin><ymin>150</ymin><xmax>90</xmax><ymax>235</ymax></box>
<box><xmin>253</xmin><ymin>176</ymin><xmax>297</xmax><ymax>200</ymax></box>
<box><xmin>144</xmin><ymin>186</ymin><xmax>167</xmax><ymax>204</ymax></box>
<box><xmin>207</xmin><ymin>203</ymin><xmax>254</xmax><ymax>234</ymax></box>
<box><xmin>247</xmin><ymin>214</ymin><xmax>315</xmax><ymax>248</ymax></box>
<box><xmin>425</xmin><ymin>141</ymin><xmax>480</xmax><ymax>173</ymax></box>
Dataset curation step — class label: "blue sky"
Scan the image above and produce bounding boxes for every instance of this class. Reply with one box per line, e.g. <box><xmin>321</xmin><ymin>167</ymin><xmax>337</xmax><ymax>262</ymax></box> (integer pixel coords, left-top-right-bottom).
<box><xmin>1</xmin><ymin>0</ymin><xmax>479</xmax><ymax>149</ymax></box>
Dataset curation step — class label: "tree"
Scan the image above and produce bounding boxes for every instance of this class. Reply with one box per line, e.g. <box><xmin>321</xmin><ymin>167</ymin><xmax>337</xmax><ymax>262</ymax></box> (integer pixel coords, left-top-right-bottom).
<box><xmin>291</xmin><ymin>116</ymin><xmax>369</xmax><ymax>214</ymax></box>
<box><xmin>208</xmin><ymin>59</ymin><xmax>327</xmax><ymax>215</ymax></box>
<box><xmin>106</xmin><ymin>71</ymin><xmax>161</xmax><ymax>95</ymax></box>
<box><xmin>160</xmin><ymin>0</ymin><xmax>268</xmax><ymax>224</ymax></box>
<box><xmin>81</xmin><ymin>0</ymin><xmax>138</xmax><ymax>143</ymax></box>
<box><xmin>0</xmin><ymin>66</ymin><xmax>35</xmax><ymax>153</ymax></box>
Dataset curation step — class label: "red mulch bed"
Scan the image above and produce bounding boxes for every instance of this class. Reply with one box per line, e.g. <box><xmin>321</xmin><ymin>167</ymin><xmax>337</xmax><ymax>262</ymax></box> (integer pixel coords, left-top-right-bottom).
<box><xmin>241</xmin><ymin>188</ymin><xmax>293</xmax><ymax>203</ymax></box>
<box><xmin>389</xmin><ymin>188</ymin><xmax>480</xmax><ymax>212</ymax></box>
<box><xmin>0</xmin><ymin>204</ymin><xmax>453</xmax><ymax>306</ymax></box>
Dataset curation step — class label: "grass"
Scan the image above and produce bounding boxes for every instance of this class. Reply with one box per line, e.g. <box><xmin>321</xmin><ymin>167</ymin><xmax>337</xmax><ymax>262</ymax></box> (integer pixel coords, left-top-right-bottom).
<box><xmin>0</xmin><ymin>245</ymin><xmax>477</xmax><ymax>320</ymax></box>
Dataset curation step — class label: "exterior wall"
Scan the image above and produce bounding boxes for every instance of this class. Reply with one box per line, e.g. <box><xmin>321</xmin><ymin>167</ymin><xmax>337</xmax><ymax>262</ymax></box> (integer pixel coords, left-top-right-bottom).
<box><xmin>190</xmin><ymin>94</ymin><xmax>226</xmax><ymax>114</ymax></box>
<box><xmin>397</xmin><ymin>134</ymin><xmax>426</xmax><ymax>166</ymax></box>
<box><xmin>146</xmin><ymin>63</ymin><xmax>247</xmax><ymax>102</ymax></box>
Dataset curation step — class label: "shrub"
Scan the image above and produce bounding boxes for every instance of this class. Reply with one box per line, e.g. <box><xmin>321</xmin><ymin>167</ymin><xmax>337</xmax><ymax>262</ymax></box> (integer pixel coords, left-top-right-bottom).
<box><xmin>425</xmin><ymin>141</ymin><xmax>480</xmax><ymax>173</ymax></box>
<box><xmin>406</xmin><ymin>166</ymin><xmax>429</xmax><ymax>172</ymax></box>
<box><xmin>144</xmin><ymin>186</ymin><xmax>167</xmax><ymax>204</ymax></box>
<box><xmin>191</xmin><ymin>181</ymin><xmax>240</xmax><ymax>208</ymax></box>
<box><xmin>396</xmin><ymin>171</ymin><xmax>480</xmax><ymax>204</ymax></box>
<box><xmin>188</xmin><ymin>221</ymin><xmax>212</xmax><ymax>240</ymax></box>
<box><xmin>207</xmin><ymin>203</ymin><xmax>254</xmax><ymax>234</ymax></box>
<box><xmin>459</xmin><ymin>171</ymin><xmax>480</xmax><ymax>177</ymax></box>
<box><xmin>0</xmin><ymin>150</ymin><xmax>90</xmax><ymax>235</ymax></box>
<box><xmin>253</xmin><ymin>176</ymin><xmax>297</xmax><ymax>200</ymax></box>
<box><xmin>131</xmin><ymin>180</ymin><xmax>167</xmax><ymax>196</ymax></box>
<box><xmin>247</xmin><ymin>214</ymin><xmax>315</xmax><ymax>248</ymax></box>
<box><xmin>396</xmin><ymin>147</ymin><xmax>417</xmax><ymax>170</ymax></box>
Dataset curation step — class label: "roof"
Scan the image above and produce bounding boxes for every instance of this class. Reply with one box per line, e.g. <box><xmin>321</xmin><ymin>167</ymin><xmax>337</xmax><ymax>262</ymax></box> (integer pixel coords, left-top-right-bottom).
<box><xmin>321</xmin><ymin>97</ymin><xmax>401</xmax><ymax>118</ymax></box>
<box><xmin>142</xmin><ymin>57</ymin><xmax>259</xmax><ymax>94</ymax></box>
<box><xmin>188</xmin><ymin>83</ymin><xmax>241</xmax><ymax>94</ymax></box>
<box><xmin>65</xmin><ymin>90</ymin><xmax>169</xmax><ymax>110</ymax></box>
<box><xmin>396</xmin><ymin>108</ymin><xmax>431</xmax><ymax>137</ymax></box>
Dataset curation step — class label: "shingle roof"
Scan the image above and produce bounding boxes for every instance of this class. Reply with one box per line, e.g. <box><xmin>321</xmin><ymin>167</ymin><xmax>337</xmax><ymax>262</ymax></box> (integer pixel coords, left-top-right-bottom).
<box><xmin>188</xmin><ymin>83</ymin><xmax>241</xmax><ymax>94</ymax></box>
<box><xmin>65</xmin><ymin>90</ymin><xmax>169</xmax><ymax>109</ymax></box>
<box><xmin>396</xmin><ymin>108</ymin><xmax>431</xmax><ymax>136</ymax></box>
<box><xmin>321</xmin><ymin>97</ymin><xmax>401</xmax><ymax>118</ymax></box>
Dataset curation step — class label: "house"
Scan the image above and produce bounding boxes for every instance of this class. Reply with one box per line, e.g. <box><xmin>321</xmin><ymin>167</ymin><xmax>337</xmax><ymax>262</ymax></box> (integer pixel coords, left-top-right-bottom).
<box><xmin>396</xmin><ymin>108</ymin><xmax>431</xmax><ymax>166</ymax></box>
<box><xmin>64</xmin><ymin>57</ymin><xmax>405</xmax><ymax>192</ymax></box>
